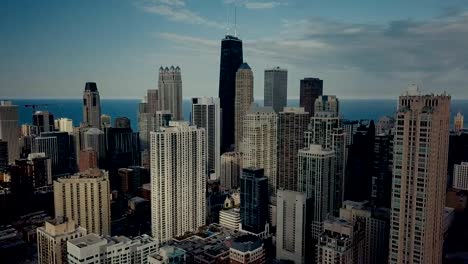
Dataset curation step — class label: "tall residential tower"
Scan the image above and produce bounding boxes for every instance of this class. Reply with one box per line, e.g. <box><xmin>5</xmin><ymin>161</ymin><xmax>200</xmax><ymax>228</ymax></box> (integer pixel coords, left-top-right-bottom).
<box><xmin>82</xmin><ymin>82</ymin><xmax>101</xmax><ymax>128</ymax></box>
<box><xmin>158</xmin><ymin>66</ymin><xmax>183</xmax><ymax>120</ymax></box>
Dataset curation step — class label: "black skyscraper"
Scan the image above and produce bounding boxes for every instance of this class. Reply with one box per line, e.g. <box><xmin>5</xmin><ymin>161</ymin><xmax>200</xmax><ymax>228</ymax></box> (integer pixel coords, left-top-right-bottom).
<box><xmin>218</xmin><ymin>35</ymin><xmax>243</xmax><ymax>152</ymax></box>
<box><xmin>240</xmin><ymin>168</ymin><xmax>268</xmax><ymax>234</ymax></box>
<box><xmin>300</xmin><ymin>78</ymin><xmax>323</xmax><ymax>116</ymax></box>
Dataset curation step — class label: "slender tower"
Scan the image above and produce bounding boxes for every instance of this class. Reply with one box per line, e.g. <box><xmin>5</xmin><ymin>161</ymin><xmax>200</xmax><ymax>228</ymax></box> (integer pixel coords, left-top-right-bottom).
<box><xmin>264</xmin><ymin>67</ymin><xmax>288</xmax><ymax>113</ymax></box>
<box><xmin>389</xmin><ymin>88</ymin><xmax>450</xmax><ymax>264</ymax></box>
<box><xmin>159</xmin><ymin>66</ymin><xmax>183</xmax><ymax>120</ymax></box>
<box><xmin>0</xmin><ymin>101</ymin><xmax>19</xmax><ymax>163</ymax></box>
<box><xmin>82</xmin><ymin>82</ymin><xmax>101</xmax><ymax>128</ymax></box>
<box><xmin>218</xmin><ymin>35</ymin><xmax>243</xmax><ymax>153</ymax></box>
<box><xmin>234</xmin><ymin>63</ymin><xmax>254</xmax><ymax>151</ymax></box>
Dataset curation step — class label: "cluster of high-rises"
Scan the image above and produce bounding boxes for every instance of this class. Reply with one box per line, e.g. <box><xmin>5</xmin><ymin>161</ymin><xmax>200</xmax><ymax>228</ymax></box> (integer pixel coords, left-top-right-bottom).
<box><xmin>0</xmin><ymin>32</ymin><xmax>465</xmax><ymax>264</ymax></box>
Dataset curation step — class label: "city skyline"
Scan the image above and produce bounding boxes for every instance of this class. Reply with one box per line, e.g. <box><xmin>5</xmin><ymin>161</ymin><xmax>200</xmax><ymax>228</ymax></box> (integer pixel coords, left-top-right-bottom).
<box><xmin>3</xmin><ymin>1</ymin><xmax>468</xmax><ymax>99</ymax></box>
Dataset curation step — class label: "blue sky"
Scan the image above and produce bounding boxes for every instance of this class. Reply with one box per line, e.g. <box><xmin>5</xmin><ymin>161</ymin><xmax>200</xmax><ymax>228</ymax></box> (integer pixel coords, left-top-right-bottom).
<box><xmin>2</xmin><ymin>0</ymin><xmax>468</xmax><ymax>99</ymax></box>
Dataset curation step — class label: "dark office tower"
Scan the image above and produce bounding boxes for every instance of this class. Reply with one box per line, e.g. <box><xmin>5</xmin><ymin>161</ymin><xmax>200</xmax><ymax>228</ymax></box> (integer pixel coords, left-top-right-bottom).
<box><xmin>33</xmin><ymin>111</ymin><xmax>55</xmax><ymax>133</ymax></box>
<box><xmin>40</xmin><ymin>131</ymin><xmax>72</xmax><ymax>175</ymax></box>
<box><xmin>104</xmin><ymin>127</ymin><xmax>140</xmax><ymax>189</ymax></box>
<box><xmin>114</xmin><ymin>117</ymin><xmax>131</xmax><ymax>129</ymax></box>
<box><xmin>372</xmin><ymin>134</ymin><xmax>393</xmax><ymax>207</ymax></box>
<box><xmin>299</xmin><ymin>78</ymin><xmax>323</xmax><ymax>117</ymax></box>
<box><xmin>0</xmin><ymin>140</ymin><xmax>7</xmax><ymax>166</ymax></box>
<box><xmin>118</xmin><ymin>166</ymin><xmax>149</xmax><ymax>195</ymax></box>
<box><xmin>147</xmin><ymin>89</ymin><xmax>159</xmax><ymax>113</ymax></box>
<box><xmin>82</xmin><ymin>82</ymin><xmax>101</xmax><ymax>128</ymax></box>
<box><xmin>345</xmin><ymin>121</ymin><xmax>375</xmax><ymax>202</ymax></box>
<box><xmin>218</xmin><ymin>35</ymin><xmax>243</xmax><ymax>153</ymax></box>
<box><xmin>277</xmin><ymin>107</ymin><xmax>309</xmax><ymax>191</ymax></box>
<box><xmin>264</xmin><ymin>67</ymin><xmax>288</xmax><ymax>112</ymax></box>
<box><xmin>240</xmin><ymin>168</ymin><xmax>269</xmax><ymax>234</ymax></box>
<box><xmin>448</xmin><ymin>131</ymin><xmax>468</xmax><ymax>187</ymax></box>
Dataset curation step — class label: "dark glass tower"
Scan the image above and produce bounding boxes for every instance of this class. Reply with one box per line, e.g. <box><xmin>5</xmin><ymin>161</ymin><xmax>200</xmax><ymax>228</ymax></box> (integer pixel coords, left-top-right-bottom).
<box><xmin>218</xmin><ymin>35</ymin><xmax>243</xmax><ymax>153</ymax></box>
<box><xmin>240</xmin><ymin>168</ymin><xmax>268</xmax><ymax>234</ymax></box>
<box><xmin>300</xmin><ymin>78</ymin><xmax>323</xmax><ymax>116</ymax></box>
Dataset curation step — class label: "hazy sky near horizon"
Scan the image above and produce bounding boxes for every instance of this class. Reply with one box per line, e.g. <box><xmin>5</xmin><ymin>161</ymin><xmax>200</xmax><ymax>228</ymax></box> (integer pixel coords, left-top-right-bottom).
<box><xmin>2</xmin><ymin>0</ymin><xmax>468</xmax><ymax>99</ymax></box>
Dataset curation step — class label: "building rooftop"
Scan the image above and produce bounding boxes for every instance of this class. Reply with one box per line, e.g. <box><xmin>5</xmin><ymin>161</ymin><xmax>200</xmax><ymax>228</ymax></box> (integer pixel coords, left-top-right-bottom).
<box><xmin>69</xmin><ymin>234</ymin><xmax>105</xmax><ymax>248</ymax></box>
<box><xmin>84</xmin><ymin>82</ymin><xmax>98</xmax><ymax>92</ymax></box>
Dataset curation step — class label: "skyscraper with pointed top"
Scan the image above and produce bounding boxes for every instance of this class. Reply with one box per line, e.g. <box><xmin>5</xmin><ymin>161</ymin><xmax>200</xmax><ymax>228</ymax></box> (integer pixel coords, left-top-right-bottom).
<box><xmin>219</xmin><ymin>35</ymin><xmax>243</xmax><ymax>153</ymax></box>
<box><xmin>82</xmin><ymin>82</ymin><xmax>101</xmax><ymax>128</ymax></box>
<box><xmin>158</xmin><ymin>66</ymin><xmax>183</xmax><ymax>120</ymax></box>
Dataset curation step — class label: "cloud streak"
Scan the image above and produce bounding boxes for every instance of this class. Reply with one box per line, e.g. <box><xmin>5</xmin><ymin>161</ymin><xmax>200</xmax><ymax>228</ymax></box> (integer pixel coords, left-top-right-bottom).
<box><xmin>137</xmin><ymin>0</ymin><xmax>224</xmax><ymax>28</ymax></box>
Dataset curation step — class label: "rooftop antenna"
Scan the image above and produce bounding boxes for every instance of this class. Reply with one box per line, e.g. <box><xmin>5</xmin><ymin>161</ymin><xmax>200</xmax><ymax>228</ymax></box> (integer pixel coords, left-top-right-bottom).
<box><xmin>226</xmin><ymin>5</ymin><xmax>230</xmax><ymax>36</ymax></box>
<box><xmin>234</xmin><ymin>3</ymin><xmax>237</xmax><ymax>37</ymax></box>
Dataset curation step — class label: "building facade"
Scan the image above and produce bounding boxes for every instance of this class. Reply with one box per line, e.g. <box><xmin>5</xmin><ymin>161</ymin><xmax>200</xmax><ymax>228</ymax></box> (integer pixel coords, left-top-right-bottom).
<box><xmin>264</xmin><ymin>67</ymin><xmax>287</xmax><ymax>113</ymax></box>
<box><xmin>454</xmin><ymin>112</ymin><xmax>464</xmax><ymax>132</ymax></box>
<box><xmin>276</xmin><ymin>190</ymin><xmax>310</xmax><ymax>264</ymax></box>
<box><xmin>82</xmin><ymin>82</ymin><xmax>101</xmax><ymax>128</ymax></box>
<box><xmin>234</xmin><ymin>63</ymin><xmax>254</xmax><ymax>151</ymax></box>
<box><xmin>150</xmin><ymin>121</ymin><xmax>206</xmax><ymax>242</ymax></box>
<box><xmin>158</xmin><ymin>66</ymin><xmax>183</xmax><ymax>120</ymax></box>
<box><xmin>389</xmin><ymin>91</ymin><xmax>450</xmax><ymax>264</ymax></box>
<box><xmin>53</xmin><ymin>169</ymin><xmax>111</xmax><ymax>235</ymax></box>
<box><xmin>241</xmin><ymin>105</ymin><xmax>277</xmax><ymax>196</ymax></box>
<box><xmin>299</xmin><ymin>78</ymin><xmax>323</xmax><ymax>117</ymax></box>
<box><xmin>37</xmin><ymin>217</ymin><xmax>87</xmax><ymax>264</ymax></box>
<box><xmin>220</xmin><ymin>151</ymin><xmax>243</xmax><ymax>190</ymax></box>
<box><xmin>453</xmin><ymin>162</ymin><xmax>468</xmax><ymax>191</ymax></box>
<box><xmin>218</xmin><ymin>35</ymin><xmax>243</xmax><ymax>153</ymax></box>
<box><xmin>277</xmin><ymin>107</ymin><xmax>309</xmax><ymax>191</ymax></box>
<box><xmin>240</xmin><ymin>168</ymin><xmax>269</xmax><ymax>234</ymax></box>
<box><xmin>0</xmin><ymin>100</ymin><xmax>19</xmax><ymax>163</ymax></box>
<box><xmin>191</xmin><ymin>97</ymin><xmax>221</xmax><ymax>178</ymax></box>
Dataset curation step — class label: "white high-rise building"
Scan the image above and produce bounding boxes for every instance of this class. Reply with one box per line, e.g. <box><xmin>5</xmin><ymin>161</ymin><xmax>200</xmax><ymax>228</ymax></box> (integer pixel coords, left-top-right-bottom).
<box><xmin>67</xmin><ymin>234</ymin><xmax>158</xmax><ymax>264</ymax></box>
<box><xmin>37</xmin><ymin>217</ymin><xmax>87</xmax><ymax>264</ymax></box>
<box><xmin>0</xmin><ymin>100</ymin><xmax>19</xmax><ymax>163</ymax></box>
<box><xmin>297</xmin><ymin>144</ymin><xmax>335</xmax><ymax>241</ymax></box>
<box><xmin>454</xmin><ymin>162</ymin><xmax>468</xmax><ymax>191</ymax></box>
<box><xmin>158</xmin><ymin>66</ymin><xmax>183</xmax><ymax>120</ymax></box>
<box><xmin>219</xmin><ymin>208</ymin><xmax>241</xmax><ymax>230</ymax></box>
<box><xmin>55</xmin><ymin>118</ymin><xmax>74</xmax><ymax>134</ymax></box>
<box><xmin>389</xmin><ymin>91</ymin><xmax>450</xmax><ymax>264</ymax></box>
<box><xmin>54</xmin><ymin>169</ymin><xmax>111</xmax><ymax>236</ymax></box>
<box><xmin>276</xmin><ymin>190</ymin><xmax>309</xmax><ymax>264</ymax></box>
<box><xmin>150</xmin><ymin>121</ymin><xmax>206</xmax><ymax>242</ymax></box>
<box><xmin>264</xmin><ymin>67</ymin><xmax>287</xmax><ymax>113</ymax></box>
<box><xmin>305</xmin><ymin>95</ymin><xmax>346</xmax><ymax>214</ymax></box>
<box><xmin>138</xmin><ymin>111</ymin><xmax>172</xmax><ymax>151</ymax></box>
<box><xmin>241</xmin><ymin>104</ymin><xmax>278</xmax><ymax>196</ymax></box>
<box><xmin>234</xmin><ymin>63</ymin><xmax>254</xmax><ymax>151</ymax></box>
<box><xmin>191</xmin><ymin>97</ymin><xmax>221</xmax><ymax>179</ymax></box>
<box><xmin>339</xmin><ymin>201</ymin><xmax>389</xmax><ymax>264</ymax></box>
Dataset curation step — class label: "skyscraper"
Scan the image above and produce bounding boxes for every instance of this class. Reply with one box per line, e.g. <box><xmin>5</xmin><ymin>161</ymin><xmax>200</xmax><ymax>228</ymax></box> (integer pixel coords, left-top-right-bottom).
<box><xmin>305</xmin><ymin>95</ymin><xmax>346</xmax><ymax>214</ymax></box>
<box><xmin>40</xmin><ymin>131</ymin><xmax>73</xmax><ymax>175</ymax></box>
<box><xmin>372</xmin><ymin>133</ymin><xmax>393</xmax><ymax>207</ymax></box>
<box><xmin>0</xmin><ymin>140</ymin><xmax>8</xmax><ymax>166</ymax></box>
<box><xmin>138</xmin><ymin>111</ymin><xmax>172</xmax><ymax>168</ymax></box>
<box><xmin>191</xmin><ymin>97</ymin><xmax>221</xmax><ymax>178</ymax></box>
<box><xmin>33</xmin><ymin>136</ymin><xmax>58</xmax><ymax>174</ymax></box>
<box><xmin>240</xmin><ymin>168</ymin><xmax>269</xmax><ymax>234</ymax></box>
<box><xmin>276</xmin><ymin>190</ymin><xmax>310</xmax><ymax>264</ymax></box>
<box><xmin>453</xmin><ymin>162</ymin><xmax>468</xmax><ymax>191</ymax></box>
<box><xmin>220</xmin><ymin>151</ymin><xmax>242</xmax><ymax>190</ymax></box>
<box><xmin>300</xmin><ymin>78</ymin><xmax>323</xmax><ymax>117</ymax></box>
<box><xmin>277</xmin><ymin>107</ymin><xmax>309</xmax><ymax>191</ymax></box>
<box><xmin>241</xmin><ymin>104</ymin><xmax>278</xmax><ymax>196</ymax></box>
<box><xmin>454</xmin><ymin>112</ymin><xmax>464</xmax><ymax>132</ymax></box>
<box><xmin>33</xmin><ymin>111</ymin><xmax>55</xmax><ymax>133</ymax></box>
<box><xmin>83</xmin><ymin>128</ymin><xmax>106</xmax><ymax>166</ymax></box>
<box><xmin>150</xmin><ymin>121</ymin><xmax>206</xmax><ymax>242</ymax></box>
<box><xmin>264</xmin><ymin>67</ymin><xmax>288</xmax><ymax>112</ymax></box>
<box><xmin>54</xmin><ymin>168</ymin><xmax>111</xmax><ymax>235</ymax></box>
<box><xmin>234</xmin><ymin>63</ymin><xmax>254</xmax><ymax>151</ymax></box>
<box><xmin>389</xmin><ymin>91</ymin><xmax>450</xmax><ymax>264</ymax></box>
<box><xmin>82</xmin><ymin>82</ymin><xmax>101</xmax><ymax>128</ymax></box>
<box><xmin>54</xmin><ymin>118</ymin><xmax>73</xmax><ymax>134</ymax></box>
<box><xmin>218</xmin><ymin>35</ymin><xmax>243</xmax><ymax>153</ymax></box>
<box><xmin>0</xmin><ymin>100</ymin><xmax>19</xmax><ymax>163</ymax></box>
<box><xmin>298</xmin><ymin>144</ymin><xmax>335</xmax><ymax>241</ymax></box>
<box><xmin>37</xmin><ymin>217</ymin><xmax>87</xmax><ymax>264</ymax></box>
<box><xmin>147</xmin><ymin>89</ymin><xmax>160</xmax><ymax>113</ymax></box>
<box><xmin>158</xmin><ymin>66</ymin><xmax>182</xmax><ymax>120</ymax></box>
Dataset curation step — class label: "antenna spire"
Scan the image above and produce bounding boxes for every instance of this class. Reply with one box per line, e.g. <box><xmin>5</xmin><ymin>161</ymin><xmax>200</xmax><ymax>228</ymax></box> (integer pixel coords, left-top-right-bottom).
<box><xmin>234</xmin><ymin>4</ymin><xmax>237</xmax><ymax>37</ymax></box>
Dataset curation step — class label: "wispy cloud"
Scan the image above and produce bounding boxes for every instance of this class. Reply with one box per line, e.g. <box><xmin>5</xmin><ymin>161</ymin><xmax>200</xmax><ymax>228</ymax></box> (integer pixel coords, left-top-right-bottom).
<box><xmin>157</xmin><ymin>10</ymin><xmax>468</xmax><ymax>96</ymax></box>
<box><xmin>224</xmin><ymin>0</ymin><xmax>285</xmax><ymax>9</ymax></box>
<box><xmin>136</xmin><ymin>0</ymin><xmax>223</xmax><ymax>28</ymax></box>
